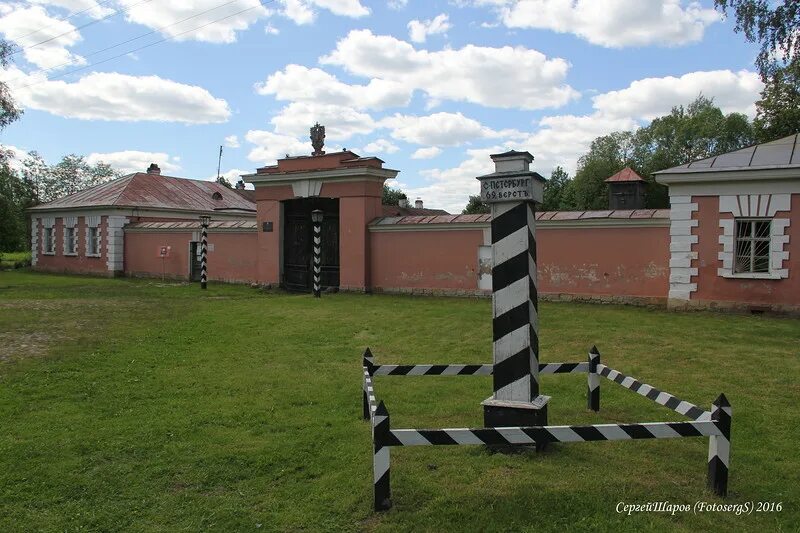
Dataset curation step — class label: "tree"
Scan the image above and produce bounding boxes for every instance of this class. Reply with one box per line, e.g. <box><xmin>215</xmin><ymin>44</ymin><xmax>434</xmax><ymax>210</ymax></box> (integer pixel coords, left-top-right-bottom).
<box><xmin>541</xmin><ymin>166</ymin><xmax>575</xmax><ymax>211</ymax></box>
<box><xmin>753</xmin><ymin>59</ymin><xmax>800</xmax><ymax>141</ymax></box>
<box><xmin>0</xmin><ymin>40</ymin><xmax>22</xmax><ymax>129</ymax></box>
<box><xmin>571</xmin><ymin>132</ymin><xmax>633</xmax><ymax>210</ymax></box>
<box><xmin>24</xmin><ymin>153</ymin><xmax>121</xmax><ymax>203</ymax></box>
<box><xmin>714</xmin><ymin>1</ymin><xmax>800</xmax><ymax>81</ymax></box>
<box><xmin>382</xmin><ymin>184</ymin><xmax>407</xmax><ymax>206</ymax></box>
<box><xmin>462</xmin><ymin>195</ymin><xmax>489</xmax><ymax>214</ymax></box>
<box><xmin>0</xmin><ymin>149</ymin><xmax>33</xmax><ymax>252</ymax></box>
<box><xmin>216</xmin><ymin>175</ymin><xmax>233</xmax><ymax>188</ymax></box>
<box><xmin>569</xmin><ymin>96</ymin><xmax>755</xmax><ymax>210</ymax></box>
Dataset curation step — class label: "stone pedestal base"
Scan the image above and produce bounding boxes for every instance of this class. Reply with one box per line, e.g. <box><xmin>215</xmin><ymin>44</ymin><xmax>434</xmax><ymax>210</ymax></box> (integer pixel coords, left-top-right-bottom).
<box><xmin>482</xmin><ymin>395</ymin><xmax>551</xmax><ymax>452</ymax></box>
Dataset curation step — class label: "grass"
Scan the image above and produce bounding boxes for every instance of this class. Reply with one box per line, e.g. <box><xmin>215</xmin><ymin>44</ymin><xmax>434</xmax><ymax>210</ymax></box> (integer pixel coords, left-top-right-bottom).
<box><xmin>0</xmin><ymin>271</ymin><xmax>797</xmax><ymax>532</ymax></box>
<box><xmin>0</xmin><ymin>251</ymin><xmax>31</xmax><ymax>269</ymax></box>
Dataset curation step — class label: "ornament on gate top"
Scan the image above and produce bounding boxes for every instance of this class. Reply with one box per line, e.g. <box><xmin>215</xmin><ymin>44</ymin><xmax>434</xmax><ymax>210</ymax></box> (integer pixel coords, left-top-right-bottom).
<box><xmin>311</xmin><ymin>123</ymin><xmax>326</xmax><ymax>156</ymax></box>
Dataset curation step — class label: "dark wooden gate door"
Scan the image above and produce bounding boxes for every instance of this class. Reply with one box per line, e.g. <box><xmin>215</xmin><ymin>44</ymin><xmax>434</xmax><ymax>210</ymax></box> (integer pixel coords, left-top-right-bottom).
<box><xmin>190</xmin><ymin>242</ymin><xmax>202</xmax><ymax>281</ymax></box>
<box><xmin>282</xmin><ymin>198</ymin><xmax>339</xmax><ymax>292</ymax></box>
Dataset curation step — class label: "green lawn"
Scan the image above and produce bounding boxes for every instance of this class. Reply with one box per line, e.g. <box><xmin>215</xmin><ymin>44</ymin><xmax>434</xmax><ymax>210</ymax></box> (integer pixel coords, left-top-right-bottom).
<box><xmin>0</xmin><ymin>271</ymin><xmax>797</xmax><ymax>532</ymax></box>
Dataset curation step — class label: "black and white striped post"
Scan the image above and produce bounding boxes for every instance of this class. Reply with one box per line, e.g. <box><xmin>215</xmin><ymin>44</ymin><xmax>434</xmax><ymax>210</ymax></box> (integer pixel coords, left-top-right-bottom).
<box><xmin>311</xmin><ymin>209</ymin><xmax>323</xmax><ymax>298</ymax></box>
<box><xmin>707</xmin><ymin>393</ymin><xmax>731</xmax><ymax>497</ymax></box>
<box><xmin>373</xmin><ymin>400</ymin><xmax>392</xmax><ymax>511</ymax></box>
<box><xmin>588</xmin><ymin>346</ymin><xmax>600</xmax><ymax>412</ymax></box>
<box><xmin>477</xmin><ymin>151</ymin><xmax>550</xmax><ymax>430</ymax></box>
<box><xmin>199</xmin><ymin>215</ymin><xmax>210</xmax><ymax>290</ymax></box>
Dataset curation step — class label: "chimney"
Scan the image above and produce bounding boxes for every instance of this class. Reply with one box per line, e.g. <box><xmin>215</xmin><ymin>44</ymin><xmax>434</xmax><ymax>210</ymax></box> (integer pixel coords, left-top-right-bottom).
<box><xmin>399</xmin><ymin>198</ymin><xmax>408</xmax><ymax>208</ymax></box>
<box><xmin>415</xmin><ymin>198</ymin><xmax>423</xmax><ymax>209</ymax></box>
<box><xmin>146</xmin><ymin>163</ymin><xmax>161</xmax><ymax>175</ymax></box>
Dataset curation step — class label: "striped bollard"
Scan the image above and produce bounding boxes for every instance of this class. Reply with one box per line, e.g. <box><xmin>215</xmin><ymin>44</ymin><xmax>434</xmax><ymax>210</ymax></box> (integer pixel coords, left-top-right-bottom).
<box><xmin>477</xmin><ymin>151</ymin><xmax>550</xmax><ymax>431</ymax></box>
<box><xmin>311</xmin><ymin>209</ymin><xmax>323</xmax><ymax>298</ymax></box>
<box><xmin>587</xmin><ymin>346</ymin><xmax>600</xmax><ymax>412</ymax></box>
<box><xmin>707</xmin><ymin>393</ymin><xmax>731</xmax><ymax>497</ymax></box>
<box><xmin>373</xmin><ymin>401</ymin><xmax>392</xmax><ymax>511</ymax></box>
<box><xmin>200</xmin><ymin>215</ymin><xmax>210</xmax><ymax>290</ymax></box>
<box><xmin>363</xmin><ymin>348</ymin><xmax>374</xmax><ymax>420</ymax></box>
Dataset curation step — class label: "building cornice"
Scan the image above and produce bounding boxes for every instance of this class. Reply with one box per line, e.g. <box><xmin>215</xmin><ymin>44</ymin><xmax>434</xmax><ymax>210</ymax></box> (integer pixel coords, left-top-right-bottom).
<box><xmin>369</xmin><ymin>218</ymin><xmax>669</xmax><ymax>232</ymax></box>
<box><xmin>242</xmin><ymin>167</ymin><xmax>399</xmax><ymax>186</ymax></box>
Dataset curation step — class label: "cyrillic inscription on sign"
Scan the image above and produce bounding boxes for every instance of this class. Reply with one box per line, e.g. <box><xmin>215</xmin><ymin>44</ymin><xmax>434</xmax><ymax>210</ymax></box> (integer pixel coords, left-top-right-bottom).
<box><xmin>480</xmin><ymin>177</ymin><xmax>534</xmax><ymax>203</ymax></box>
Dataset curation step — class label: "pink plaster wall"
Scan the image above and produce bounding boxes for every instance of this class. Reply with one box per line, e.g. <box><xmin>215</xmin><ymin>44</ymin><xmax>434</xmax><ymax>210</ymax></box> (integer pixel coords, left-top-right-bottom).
<box><xmin>124</xmin><ymin>231</ymin><xmax>257</xmax><ymax>283</ymax></box>
<box><xmin>369</xmin><ymin>225</ymin><xmax>670</xmax><ymax>299</ymax></box>
<box><xmin>34</xmin><ymin>216</ymin><xmax>110</xmax><ymax>275</ymax></box>
<box><xmin>692</xmin><ymin>194</ymin><xmax>800</xmax><ymax>310</ymax></box>
<box><xmin>370</xmin><ymin>229</ymin><xmax>485</xmax><ymax>291</ymax></box>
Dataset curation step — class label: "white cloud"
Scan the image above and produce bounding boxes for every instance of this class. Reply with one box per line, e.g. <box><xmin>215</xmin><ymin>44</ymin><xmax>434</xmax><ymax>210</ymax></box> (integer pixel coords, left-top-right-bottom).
<box><xmin>257</xmin><ymin>64</ymin><xmax>411</xmax><ymax>110</ymax></box>
<box><xmin>278</xmin><ymin>0</ymin><xmax>369</xmax><ymax>24</ymax></box>
<box><xmin>270</xmin><ymin>101</ymin><xmax>376</xmax><ymax>140</ymax></box>
<box><xmin>407</xmin><ymin>146</ymin><xmax>502</xmax><ymax>213</ymax></box>
<box><xmin>245</xmin><ymin>130</ymin><xmax>311</xmax><ymax>163</ymax></box>
<box><xmin>86</xmin><ymin>151</ymin><xmax>182</xmax><ymax>174</ymax></box>
<box><xmin>0</xmin><ymin>143</ymin><xmax>31</xmax><ymax>172</ymax></box>
<box><xmin>225</xmin><ymin>135</ymin><xmax>241</xmax><ymax>148</ymax></box>
<box><xmin>265</xmin><ymin>22</ymin><xmax>280</xmax><ymax>34</ymax></box>
<box><xmin>381</xmin><ymin>111</ymin><xmax>523</xmax><ymax>146</ymax></box>
<box><xmin>408</xmin><ymin>13</ymin><xmax>451</xmax><ymax>43</ymax></box>
<box><xmin>120</xmin><ymin>0</ymin><xmax>270</xmax><ymax>44</ymax></box>
<box><xmin>388</xmin><ymin>0</ymin><xmax>407</xmax><ymax>9</ymax></box>
<box><xmin>209</xmin><ymin>168</ymin><xmax>252</xmax><ymax>185</ymax></box>
<box><xmin>411</xmin><ymin>146</ymin><xmax>442</xmax><ymax>159</ymax></box>
<box><xmin>593</xmin><ymin>69</ymin><xmax>764</xmax><ymax>119</ymax></box>
<box><xmin>0</xmin><ymin>6</ymin><xmax>85</xmax><ymax>70</ymax></box>
<box><xmin>321</xmin><ymin>29</ymin><xmax>579</xmax><ymax>110</ymax></box>
<box><xmin>6</xmin><ymin>68</ymin><xmax>231</xmax><ymax>123</ymax></box>
<box><xmin>493</xmin><ymin>0</ymin><xmax>720</xmax><ymax>47</ymax></box>
<box><xmin>362</xmin><ymin>138</ymin><xmax>399</xmax><ymax>154</ymax></box>
<box><xmin>29</xmin><ymin>0</ymin><xmax>113</xmax><ymax>18</ymax></box>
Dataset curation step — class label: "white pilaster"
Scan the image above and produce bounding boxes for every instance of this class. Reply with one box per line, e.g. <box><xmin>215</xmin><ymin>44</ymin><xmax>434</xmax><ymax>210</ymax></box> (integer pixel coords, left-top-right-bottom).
<box><xmin>106</xmin><ymin>216</ymin><xmax>129</xmax><ymax>272</ymax></box>
<box><xmin>668</xmin><ymin>196</ymin><xmax>698</xmax><ymax>300</ymax></box>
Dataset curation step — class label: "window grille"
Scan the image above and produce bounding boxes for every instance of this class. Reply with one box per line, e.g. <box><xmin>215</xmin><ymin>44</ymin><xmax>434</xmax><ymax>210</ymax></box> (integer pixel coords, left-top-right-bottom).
<box><xmin>88</xmin><ymin>227</ymin><xmax>100</xmax><ymax>255</ymax></box>
<box><xmin>734</xmin><ymin>219</ymin><xmax>770</xmax><ymax>274</ymax></box>
<box><xmin>65</xmin><ymin>227</ymin><xmax>76</xmax><ymax>255</ymax></box>
<box><xmin>44</xmin><ymin>228</ymin><xmax>54</xmax><ymax>253</ymax></box>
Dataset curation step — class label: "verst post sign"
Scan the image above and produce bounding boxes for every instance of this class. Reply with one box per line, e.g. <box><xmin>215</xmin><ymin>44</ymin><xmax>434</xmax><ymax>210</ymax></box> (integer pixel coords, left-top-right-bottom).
<box><xmin>479</xmin><ymin>176</ymin><xmax>534</xmax><ymax>203</ymax></box>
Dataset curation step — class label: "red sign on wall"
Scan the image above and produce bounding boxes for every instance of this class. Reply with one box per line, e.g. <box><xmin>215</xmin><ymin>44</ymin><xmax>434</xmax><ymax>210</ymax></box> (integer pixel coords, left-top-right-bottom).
<box><xmin>158</xmin><ymin>245</ymin><xmax>171</xmax><ymax>258</ymax></box>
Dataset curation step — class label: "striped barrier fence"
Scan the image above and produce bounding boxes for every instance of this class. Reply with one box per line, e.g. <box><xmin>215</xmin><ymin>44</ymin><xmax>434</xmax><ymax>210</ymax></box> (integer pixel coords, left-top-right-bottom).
<box><xmin>361</xmin><ymin>347</ymin><xmax>731</xmax><ymax>510</ymax></box>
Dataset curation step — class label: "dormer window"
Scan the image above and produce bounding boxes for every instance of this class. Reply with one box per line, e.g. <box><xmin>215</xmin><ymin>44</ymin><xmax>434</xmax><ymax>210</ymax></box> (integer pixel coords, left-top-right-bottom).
<box><xmin>212</xmin><ymin>191</ymin><xmax>223</xmax><ymax>200</ymax></box>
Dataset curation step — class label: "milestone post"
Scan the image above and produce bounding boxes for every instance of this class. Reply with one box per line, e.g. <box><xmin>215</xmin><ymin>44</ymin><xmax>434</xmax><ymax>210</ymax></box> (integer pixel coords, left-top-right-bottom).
<box><xmin>476</xmin><ymin>151</ymin><xmax>550</xmax><ymax>431</ymax></box>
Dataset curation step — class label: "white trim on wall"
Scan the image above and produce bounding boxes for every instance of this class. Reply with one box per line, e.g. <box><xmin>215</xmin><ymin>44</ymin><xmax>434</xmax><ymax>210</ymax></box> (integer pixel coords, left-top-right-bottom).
<box><xmin>717</xmin><ymin>194</ymin><xmax>790</xmax><ymax>279</ymax></box>
<box><xmin>106</xmin><ymin>215</ymin><xmax>129</xmax><ymax>272</ymax></box>
<box><xmin>31</xmin><ymin>217</ymin><xmax>39</xmax><ymax>265</ymax></box>
<box><xmin>668</xmin><ymin>195</ymin><xmax>698</xmax><ymax>301</ymax></box>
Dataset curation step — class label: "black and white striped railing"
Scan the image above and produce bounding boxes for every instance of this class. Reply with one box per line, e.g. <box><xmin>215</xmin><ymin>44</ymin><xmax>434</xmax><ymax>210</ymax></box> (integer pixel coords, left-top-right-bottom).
<box><xmin>361</xmin><ymin>346</ymin><xmax>732</xmax><ymax>510</ymax></box>
<box><xmin>312</xmin><ymin>219</ymin><xmax>321</xmax><ymax>298</ymax></box>
<box><xmin>596</xmin><ymin>363</ymin><xmax>711</xmax><ymax>421</ymax></box>
<box><xmin>365</xmin><ymin>361</ymin><xmax>588</xmax><ymax>376</ymax></box>
<box><xmin>385</xmin><ymin>420</ymin><xmax>721</xmax><ymax>447</ymax></box>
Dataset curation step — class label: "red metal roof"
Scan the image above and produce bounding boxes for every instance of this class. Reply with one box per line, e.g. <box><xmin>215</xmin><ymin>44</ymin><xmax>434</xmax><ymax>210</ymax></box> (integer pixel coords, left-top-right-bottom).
<box><xmin>370</xmin><ymin>210</ymin><xmax>668</xmax><ymax>226</ymax></box>
<box><xmin>30</xmin><ymin>172</ymin><xmax>256</xmax><ymax>213</ymax></box>
<box><xmin>605</xmin><ymin>167</ymin><xmax>645</xmax><ymax>183</ymax></box>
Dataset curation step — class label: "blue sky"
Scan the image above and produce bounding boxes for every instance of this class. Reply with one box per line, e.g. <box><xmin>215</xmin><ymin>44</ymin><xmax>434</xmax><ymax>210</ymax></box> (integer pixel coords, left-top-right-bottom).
<box><xmin>0</xmin><ymin>0</ymin><xmax>761</xmax><ymax>212</ymax></box>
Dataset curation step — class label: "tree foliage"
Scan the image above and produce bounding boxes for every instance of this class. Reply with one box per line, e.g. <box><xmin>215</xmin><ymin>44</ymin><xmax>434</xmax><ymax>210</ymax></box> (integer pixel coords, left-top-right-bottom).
<box><xmin>568</xmin><ymin>96</ymin><xmax>754</xmax><ymax>209</ymax></box>
<box><xmin>21</xmin><ymin>152</ymin><xmax>120</xmax><ymax>203</ymax></box>
<box><xmin>462</xmin><ymin>194</ymin><xmax>489</xmax><ymax>214</ymax></box>
<box><xmin>0</xmin><ymin>40</ymin><xmax>22</xmax><ymax>130</ymax></box>
<box><xmin>753</xmin><ymin>59</ymin><xmax>800</xmax><ymax>141</ymax></box>
<box><xmin>541</xmin><ymin>166</ymin><xmax>575</xmax><ymax>211</ymax></box>
<box><xmin>382</xmin><ymin>184</ymin><xmax>408</xmax><ymax>206</ymax></box>
<box><xmin>714</xmin><ymin>0</ymin><xmax>800</xmax><ymax>81</ymax></box>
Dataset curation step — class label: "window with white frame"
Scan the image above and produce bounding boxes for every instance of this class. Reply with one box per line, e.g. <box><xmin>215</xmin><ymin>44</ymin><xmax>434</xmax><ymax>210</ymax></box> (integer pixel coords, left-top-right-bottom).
<box><xmin>87</xmin><ymin>226</ymin><xmax>100</xmax><ymax>256</ymax></box>
<box><xmin>64</xmin><ymin>227</ymin><xmax>77</xmax><ymax>255</ymax></box>
<box><xmin>734</xmin><ymin>219</ymin><xmax>771</xmax><ymax>274</ymax></box>
<box><xmin>44</xmin><ymin>227</ymin><xmax>54</xmax><ymax>254</ymax></box>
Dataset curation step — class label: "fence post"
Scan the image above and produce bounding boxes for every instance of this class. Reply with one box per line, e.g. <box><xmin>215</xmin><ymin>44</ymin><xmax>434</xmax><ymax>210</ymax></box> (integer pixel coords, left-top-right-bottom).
<box><xmin>707</xmin><ymin>393</ymin><xmax>731</xmax><ymax>497</ymax></box>
<box><xmin>587</xmin><ymin>345</ymin><xmax>600</xmax><ymax>412</ymax></box>
<box><xmin>362</xmin><ymin>348</ymin><xmax>375</xmax><ymax>420</ymax></box>
<box><xmin>373</xmin><ymin>401</ymin><xmax>392</xmax><ymax>511</ymax></box>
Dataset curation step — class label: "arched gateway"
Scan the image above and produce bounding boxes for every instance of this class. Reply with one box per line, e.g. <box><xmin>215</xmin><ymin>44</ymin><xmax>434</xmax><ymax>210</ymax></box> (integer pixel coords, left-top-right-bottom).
<box><xmin>242</xmin><ymin>128</ymin><xmax>399</xmax><ymax>292</ymax></box>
